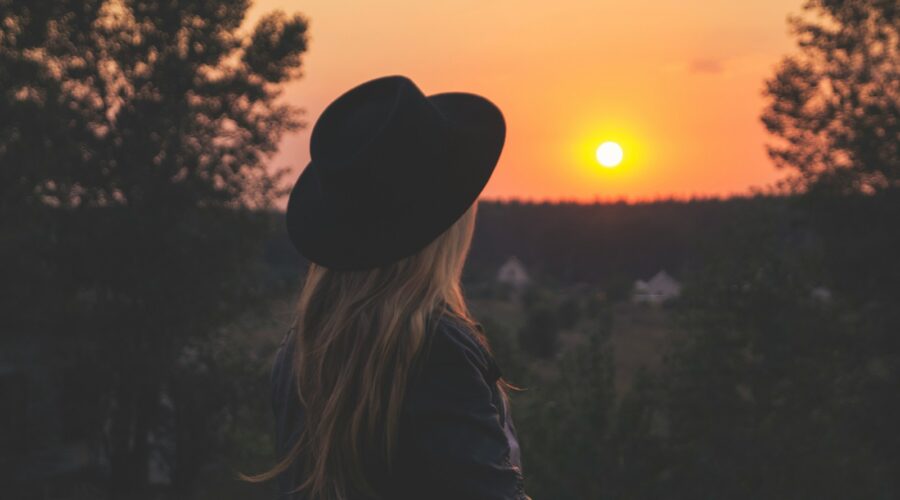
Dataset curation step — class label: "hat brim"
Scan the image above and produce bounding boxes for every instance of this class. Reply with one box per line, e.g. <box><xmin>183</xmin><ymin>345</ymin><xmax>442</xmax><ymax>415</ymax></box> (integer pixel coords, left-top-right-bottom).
<box><xmin>285</xmin><ymin>92</ymin><xmax>505</xmax><ymax>271</ymax></box>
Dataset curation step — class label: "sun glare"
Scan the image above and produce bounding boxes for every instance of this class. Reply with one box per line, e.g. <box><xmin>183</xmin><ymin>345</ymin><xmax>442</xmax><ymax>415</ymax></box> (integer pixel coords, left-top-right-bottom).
<box><xmin>596</xmin><ymin>141</ymin><xmax>624</xmax><ymax>168</ymax></box>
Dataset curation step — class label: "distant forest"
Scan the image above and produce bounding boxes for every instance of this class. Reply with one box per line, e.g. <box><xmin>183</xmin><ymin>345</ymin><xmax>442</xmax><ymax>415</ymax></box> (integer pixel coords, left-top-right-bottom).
<box><xmin>263</xmin><ymin>195</ymin><xmax>795</xmax><ymax>287</ymax></box>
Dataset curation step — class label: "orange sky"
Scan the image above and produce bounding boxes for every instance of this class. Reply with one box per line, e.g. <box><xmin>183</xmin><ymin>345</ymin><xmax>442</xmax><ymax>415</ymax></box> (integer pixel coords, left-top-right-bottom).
<box><xmin>244</xmin><ymin>0</ymin><xmax>804</xmax><ymax>204</ymax></box>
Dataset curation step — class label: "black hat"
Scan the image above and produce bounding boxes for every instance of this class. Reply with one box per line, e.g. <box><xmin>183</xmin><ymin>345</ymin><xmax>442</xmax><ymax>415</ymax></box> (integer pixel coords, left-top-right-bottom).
<box><xmin>285</xmin><ymin>75</ymin><xmax>505</xmax><ymax>271</ymax></box>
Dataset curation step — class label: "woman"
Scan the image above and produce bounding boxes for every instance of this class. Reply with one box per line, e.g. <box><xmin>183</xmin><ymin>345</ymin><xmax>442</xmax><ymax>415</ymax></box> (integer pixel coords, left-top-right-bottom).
<box><xmin>243</xmin><ymin>75</ymin><xmax>529</xmax><ymax>500</ymax></box>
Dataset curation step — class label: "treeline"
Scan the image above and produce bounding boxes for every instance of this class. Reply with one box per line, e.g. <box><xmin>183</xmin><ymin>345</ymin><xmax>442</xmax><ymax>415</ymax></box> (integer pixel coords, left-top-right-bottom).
<box><xmin>469</xmin><ymin>196</ymin><xmax>791</xmax><ymax>284</ymax></box>
<box><xmin>263</xmin><ymin>195</ymin><xmax>794</xmax><ymax>288</ymax></box>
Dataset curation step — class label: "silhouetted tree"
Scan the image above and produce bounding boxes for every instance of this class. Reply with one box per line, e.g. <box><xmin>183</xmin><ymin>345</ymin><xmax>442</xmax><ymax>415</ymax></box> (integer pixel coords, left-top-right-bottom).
<box><xmin>0</xmin><ymin>0</ymin><xmax>103</xmax><ymax>326</ymax></box>
<box><xmin>761</xmin><ymin>0</ymin><xmax>899</xmax><ymax>194</ymax></box>
<box><xmin>761</xmin><ymin>4</ymin><xmax>900</xmax><ymax>493</ymax></box>
<box><xmin>0</xmin><ymin>0</ymin><xmax>308</xmax><ymax>495</ymax></box>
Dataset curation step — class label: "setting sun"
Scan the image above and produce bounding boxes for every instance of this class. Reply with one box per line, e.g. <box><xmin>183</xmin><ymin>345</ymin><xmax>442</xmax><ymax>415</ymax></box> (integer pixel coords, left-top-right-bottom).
<box><xmin>596</xmin><ymin>141</ymin><xmax>624</xmax><ymax>168</ymax></box>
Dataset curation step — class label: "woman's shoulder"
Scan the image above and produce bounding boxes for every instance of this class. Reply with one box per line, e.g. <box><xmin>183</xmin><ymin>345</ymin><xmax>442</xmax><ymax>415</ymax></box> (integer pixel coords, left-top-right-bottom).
<box><xmin>421</xmin><ymin>313</ymin><xmax>501</xmax><ymax>382</ymax></box>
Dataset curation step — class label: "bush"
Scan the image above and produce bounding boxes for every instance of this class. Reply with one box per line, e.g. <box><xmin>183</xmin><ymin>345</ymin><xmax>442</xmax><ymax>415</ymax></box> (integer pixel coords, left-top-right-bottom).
<box><xmin>518</xmin><ymin>306</ymin><xmax>560</xmax><ymax>359</ymax></box>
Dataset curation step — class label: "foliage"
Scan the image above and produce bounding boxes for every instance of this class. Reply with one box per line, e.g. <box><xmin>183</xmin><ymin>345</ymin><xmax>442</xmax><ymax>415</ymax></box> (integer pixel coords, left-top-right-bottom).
<box><xmin>479</xmin><ymin>317</ymin><xmax>531</xmax><ymax>386</ymax></box>
<box><xmin>177</xmin><ymin>313</ymin><xmax>286</xmax><ymax>500</ymax></box>
<box><xmin>0</xmin><ymin>0</ymin><xmax>307</xmax><ymax>210</ymax></box>
<box><xmin>513</xmin><ymin>313</ymin><xmax>617</xmax><ymax>499</ymax></box>
<box><xmin>518</xmin><ymin>305</ymin><xmax>561</xmax><ymax>359</ymax></box>
<box><xmin>510</xmin><ymin>308</ymin><xmax>669</xmax><ymax>500</ymax></box>
<box><xmin>0</xmin><ymin>0</ymin><xmax>308</xmax><ymax>495</ymax></box>
<box><xmin>495</xmin><ymin>193</ymin><xmax>899</xmax><ymax>499</ymax></box>
<box><xmin>651</xmin><ymin>193</ymin><xmax>897</xmax><ymax>499</ymax></box>
<box><xmin>556</xmin><ymin>296</ymin><xmax>582</xmax><ymax>329</ymax></box>
<box><xmin>761</xmin><ymin>0</ymin><xmax>900</xmax><ymax>194</ymax></box>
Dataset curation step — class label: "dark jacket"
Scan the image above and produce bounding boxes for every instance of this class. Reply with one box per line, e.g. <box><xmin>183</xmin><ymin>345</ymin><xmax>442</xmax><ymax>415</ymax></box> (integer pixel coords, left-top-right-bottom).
<box><xmin>270</xmin><ymin>314</ymin><xmax>528</xmax><ymax>500</ymax></box>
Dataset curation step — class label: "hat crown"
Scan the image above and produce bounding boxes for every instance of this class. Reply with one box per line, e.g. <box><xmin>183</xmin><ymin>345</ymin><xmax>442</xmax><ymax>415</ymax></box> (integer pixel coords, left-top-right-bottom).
<box><xmin>309</xmin><ymin>76</ymin><xmax>449</xmax><ymax>208</ymax></box>
<box><xmin>286</xmin><ymin>74</ymin><xmax>505</xmax><ymax>271</ymax></box>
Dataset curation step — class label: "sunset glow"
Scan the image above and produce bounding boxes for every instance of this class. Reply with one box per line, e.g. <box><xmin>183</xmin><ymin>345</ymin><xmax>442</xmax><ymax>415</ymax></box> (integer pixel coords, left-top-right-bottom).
<box><xmin>245</xmin><ymin>0</ymin><xmax>805</xmax><ymax>204</ymax></box>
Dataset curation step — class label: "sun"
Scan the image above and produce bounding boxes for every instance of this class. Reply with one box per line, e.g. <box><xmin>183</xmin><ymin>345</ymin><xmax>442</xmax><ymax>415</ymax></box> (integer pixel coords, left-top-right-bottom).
<box><xmin>596</xmin><ymin>141</ymin><xmax>624</xmax><ymax>168</ymax></box>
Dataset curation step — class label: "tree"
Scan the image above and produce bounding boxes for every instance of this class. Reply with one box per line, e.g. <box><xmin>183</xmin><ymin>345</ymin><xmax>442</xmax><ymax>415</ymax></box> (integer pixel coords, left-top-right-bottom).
<box><xmin>0</xmin><ymin>0</ymin><xmax>103</xmax><ymax>325</ymax></box>
<box><xmin>0</xmin><ymin>0</ymin><xmax>308</xmax><ymax>495</ymax></box>
<box><xmin>515</xmin><ymin>321</ymin><xmax>617</xmax><ymax>499</ymax></box>
<box><xmin>761</xmin><ymin>0</ymin><xmax>899</xmax><ymax>195</ymax></box>
<box><xmin>762</xmin><ymin>4</ymin><xmax>900</xmax><ymax>492</ymax></box>
<box><xmin>657</xmin><ymin>202</ymin><xmax>898</xmax><ymax>499</ymax></box>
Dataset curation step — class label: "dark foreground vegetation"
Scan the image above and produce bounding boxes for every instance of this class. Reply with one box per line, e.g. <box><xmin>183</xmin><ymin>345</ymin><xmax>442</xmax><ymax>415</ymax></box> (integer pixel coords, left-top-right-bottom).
<box><xmin>4</xmin><ymin>192</ymin><xmax>899</xmax><ymax>499</ymax></box>
<box><xmin>472</xmin><ymin>192</ymin><xmax>900</xmax><ymax>500</ymax></box>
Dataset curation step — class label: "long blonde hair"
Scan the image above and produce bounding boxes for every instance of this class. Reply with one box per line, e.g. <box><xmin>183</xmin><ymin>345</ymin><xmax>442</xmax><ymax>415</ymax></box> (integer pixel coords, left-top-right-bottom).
<box><xmin>243</xmin><ymin>201</ymin><xmax>504</xmax><ymax>499</ymax></box>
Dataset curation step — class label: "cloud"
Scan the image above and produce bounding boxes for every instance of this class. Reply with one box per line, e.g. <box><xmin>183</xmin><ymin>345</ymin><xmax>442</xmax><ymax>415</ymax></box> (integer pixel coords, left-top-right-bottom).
<box><xmin>689</xmin><ymin>58</ymin><xmax>725</xmax><ymax>74</ymax></box>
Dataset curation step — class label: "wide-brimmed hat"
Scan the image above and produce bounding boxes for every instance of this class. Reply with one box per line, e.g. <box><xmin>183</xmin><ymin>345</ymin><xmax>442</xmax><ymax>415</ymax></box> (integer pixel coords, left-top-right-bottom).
<box><xmin>285</xmin><ymin>75</ymin><xmax>505</xmax><ymax>271</ymax></box>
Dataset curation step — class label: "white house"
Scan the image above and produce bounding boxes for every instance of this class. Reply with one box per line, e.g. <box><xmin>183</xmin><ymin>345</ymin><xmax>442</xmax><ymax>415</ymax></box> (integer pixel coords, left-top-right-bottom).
<box><xmin>810</xmin><ymin>286</ymin><xmax>833</xmax><ymax>304</ymax></box>
<box><xmin>496</xmin><ymin>256</ymin><xmax>531</xmax><ymax>289</ymax></box>
<box><xmin>633</xmin><ymin>270</ymin><xmax>682</xmax><ymax>304</ymax></box>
